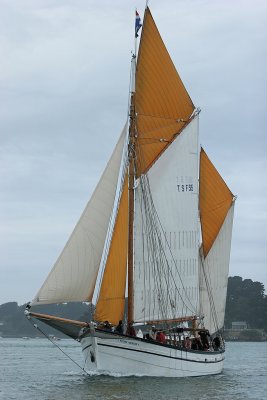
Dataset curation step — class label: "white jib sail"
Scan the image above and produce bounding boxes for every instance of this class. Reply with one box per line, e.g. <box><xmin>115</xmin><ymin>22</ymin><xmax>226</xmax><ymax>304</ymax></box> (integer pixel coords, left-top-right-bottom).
<box><xmin>199</xmin><ymin>204</ymin><xmax>235</xmax><ymax>335</ymax></box>
<box><xmin>32</xmin><ymin>125</ymin><xmax>127</xmax><ymax>305</ymax></box>
<box><xmin>134</xmin><ymin>116</ymin><xmax>200</xmax><ymax>323</ymax></box>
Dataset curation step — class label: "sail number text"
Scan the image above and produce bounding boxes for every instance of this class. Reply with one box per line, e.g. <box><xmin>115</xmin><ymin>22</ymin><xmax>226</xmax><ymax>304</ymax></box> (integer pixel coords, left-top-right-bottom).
<box><xmin>177</xmin><ymin>184</ymin><xmax>194</xmax><ymax>192</ymax></box>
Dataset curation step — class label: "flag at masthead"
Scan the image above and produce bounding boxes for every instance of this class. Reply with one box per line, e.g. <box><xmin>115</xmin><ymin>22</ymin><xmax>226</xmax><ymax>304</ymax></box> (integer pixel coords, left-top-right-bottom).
<box><xmin>135</xmin><ymin>11</ymin><xmax>142</xmax><ymax>37</ymax></box>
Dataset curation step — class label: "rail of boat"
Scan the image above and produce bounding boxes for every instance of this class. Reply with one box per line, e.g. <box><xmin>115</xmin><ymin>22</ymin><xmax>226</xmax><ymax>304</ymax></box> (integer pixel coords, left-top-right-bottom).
<box><xmin>79</xmin><ymin>325</ymin><xmax>224</xmax><ymax>377</ymax></box>
<box><xmin>78</xmin><ymin>324</ymin><xmax>224</xmax><ymax>355</ymax></box>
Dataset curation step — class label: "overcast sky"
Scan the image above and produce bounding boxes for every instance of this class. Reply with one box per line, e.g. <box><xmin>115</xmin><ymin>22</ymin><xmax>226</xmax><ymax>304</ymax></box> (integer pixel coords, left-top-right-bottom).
<box><xmin>1</xmin><ymin>0</ymin><xmax>266</xmax><ymax>306</ymax></box>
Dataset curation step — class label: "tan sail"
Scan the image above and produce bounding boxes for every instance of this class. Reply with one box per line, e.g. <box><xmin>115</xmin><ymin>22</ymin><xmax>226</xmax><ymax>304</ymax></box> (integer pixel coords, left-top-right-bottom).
<box><xmin>199</xmin><ymin>148</ymin><xmax>233</xmax><ymax>257</ymax></box>
<box><xmin>135</xmin><ymin>7</ymin><xmax>194</xmax><ymax>176</ymax></box>
<box><xmin>94</xmin><ymin>174</ymin><xmax>129</xmax><ymax>325</ymax></box>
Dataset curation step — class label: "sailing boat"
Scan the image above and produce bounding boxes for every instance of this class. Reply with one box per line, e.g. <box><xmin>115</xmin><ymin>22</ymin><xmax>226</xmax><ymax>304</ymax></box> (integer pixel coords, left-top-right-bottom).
<box><xmin>25</xmin><ymin>7</ymin><xmax>235</xmax><ymax>377</ymax></box>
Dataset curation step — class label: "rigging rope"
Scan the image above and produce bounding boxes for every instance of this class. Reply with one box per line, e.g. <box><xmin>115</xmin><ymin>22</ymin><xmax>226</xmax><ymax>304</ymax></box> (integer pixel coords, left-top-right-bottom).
<box><xmin>140</xmin><ymin>172</ymin><xmax>197</xmax><ymax>315</ymax></box>
<box><xmin>199</xmin><ymin>254</ymin><xmax>220</xmax><ymax>333</ymax></box>
<box><xmin>27</xmin><ymin>317</ymin><xmax>90</xmax><ymax>376</ymax></box>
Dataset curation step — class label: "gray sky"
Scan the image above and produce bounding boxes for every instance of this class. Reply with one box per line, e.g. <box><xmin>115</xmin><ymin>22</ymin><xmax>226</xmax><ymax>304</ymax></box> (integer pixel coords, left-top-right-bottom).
<box><xmin>1</xmin><ymin>0</ymin><xmax>266</xmax><ymax>305</ymax></box>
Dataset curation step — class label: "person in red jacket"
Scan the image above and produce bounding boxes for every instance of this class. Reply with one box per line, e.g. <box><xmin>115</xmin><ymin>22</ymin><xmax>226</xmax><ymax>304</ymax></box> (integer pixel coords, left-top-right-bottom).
<box><xmin>156</xmin><ymin>331</ymin><xmax>166</xmax><ymax>344</ymax></box>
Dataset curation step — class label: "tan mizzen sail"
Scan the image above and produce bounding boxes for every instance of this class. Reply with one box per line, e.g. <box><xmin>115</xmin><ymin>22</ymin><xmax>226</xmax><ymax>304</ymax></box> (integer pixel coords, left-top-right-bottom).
<box><xmin>199</xmin><ymin>148</ymin><xmax>234</xmax><ymax>257</ymax></box>
<box><xmin>135</xmin><ymin>7</ymin><xmax>195</xmax><ymax>176</ymax></box>
<box><xmin>94</xmin><ymin>174</ymin><xmax>129</xmax><ymax>325</ymax></box>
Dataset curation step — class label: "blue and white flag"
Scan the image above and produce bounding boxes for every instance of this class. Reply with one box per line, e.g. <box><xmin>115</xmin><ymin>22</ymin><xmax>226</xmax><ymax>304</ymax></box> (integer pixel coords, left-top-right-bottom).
<box><xmin>135</xmin><ymin>11</ymin><xmax>142</xmax><ymax>37</ymax></box>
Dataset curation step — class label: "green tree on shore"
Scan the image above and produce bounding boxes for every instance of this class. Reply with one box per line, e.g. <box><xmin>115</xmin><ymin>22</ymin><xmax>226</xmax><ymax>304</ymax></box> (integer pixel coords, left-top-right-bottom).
<box><xmin>225</xmin><ymin>276</ymin><xmax>267</xmax><ymax>331</ymax></box>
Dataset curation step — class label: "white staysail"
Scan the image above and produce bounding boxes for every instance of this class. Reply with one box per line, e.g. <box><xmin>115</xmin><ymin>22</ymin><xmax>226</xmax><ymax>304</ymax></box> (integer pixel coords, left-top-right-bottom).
<box><xmin>32</xmin><ymin>125</ymin><xmax>127</xmax><ymax>305</ymax></box>
<box><xmin>199</xmin><ymin>204</ymin><xmax>235</xmax><ymax>335</ymax></box>
<box><xmin>133</xmin><ymin>116</ymin><xmax>200</xmax><ymax>323</ymax></box>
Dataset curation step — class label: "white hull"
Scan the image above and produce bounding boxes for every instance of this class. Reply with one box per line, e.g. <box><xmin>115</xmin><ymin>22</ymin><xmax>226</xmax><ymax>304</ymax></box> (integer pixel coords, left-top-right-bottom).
<box><xmin>80</xmin><ymin>329</ymin><xmax>224</xmax><ymax>377</ymax></box>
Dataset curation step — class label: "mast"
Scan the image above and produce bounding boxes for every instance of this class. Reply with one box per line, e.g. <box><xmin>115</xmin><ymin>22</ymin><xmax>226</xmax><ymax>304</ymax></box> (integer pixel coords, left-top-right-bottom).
<box><xmin>127</xmin><ymin>52</ymin><xmax>137</xmax><ymax>324</ymax></box>
<box><xmin>127</xmin><ymin>6</ymin><xmax>144</xmax><ymax>323</ymax></box>
<box><xmin>127</xmin><ymin>7</ymin><xmax>142</xmax><ymax>323</ymax></box>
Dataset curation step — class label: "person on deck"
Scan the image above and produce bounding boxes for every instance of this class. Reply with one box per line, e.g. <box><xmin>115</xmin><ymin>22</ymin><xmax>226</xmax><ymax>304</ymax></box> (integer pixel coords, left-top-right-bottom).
<box><xmin>148</xmin><ymin>325</ymin><xmax>157</xmax><ymax>341</ymax></box>
<box><xmin>199</xmin><ymin>329</ymin><xmax>210</xmax><ymax>350</ymax></box>
<box><xmin>126</xmin><ymin>321</ymin><xmax>136</xmax><ymax>337</ymax></box>
<box><xmin>191</xmin><ymin>338</ymin><xmax>198</xmax><ymax>350</ymax></box>
<box><xmin>136</xmin><ymin>329</ymin><xmax>143</xmax><ymax>338</ymax></box>
<box><xmin>184</xmin><ymin>336</ymin><xmax>191</xmax><ymax>350</ymax></box>
<box><xmin>104</xmin><ymin>321</ymin><xmax>112</xmax><ymax>331</ymax></box>
<box><xmin>156</xmin><ymin>331</ymin><xmax>166</xmax><ymax>344</ymax></box>
<box><xmin>195</xmin><ymin>335</ymin><xmax>204</xmax><ymax>350</ymax></box>
<box><xmin>213</xmin><ymin>336</ymin><xmax>221</xmax><ymax>351</ymax></box>
<box><xmin>115</xmin><ymin>320</ymin><xmax>124</xmax><ymax>334</ymax></box>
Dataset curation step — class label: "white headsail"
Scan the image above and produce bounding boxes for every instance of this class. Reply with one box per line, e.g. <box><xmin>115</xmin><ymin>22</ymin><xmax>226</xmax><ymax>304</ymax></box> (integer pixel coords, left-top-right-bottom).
<box><xmin>32</xmin><ymin>125</ymin><xmax>127</xmax><ymax>305</ymax></box>
<box><xmin>133</xmin><ymin>116</ymin><xmax>200</xmax><ymax>323</ymax></box>
<box><xmin>199</xmin><ymin>204</ymin><xmax>235</xmax><ymax>334</ymax></box>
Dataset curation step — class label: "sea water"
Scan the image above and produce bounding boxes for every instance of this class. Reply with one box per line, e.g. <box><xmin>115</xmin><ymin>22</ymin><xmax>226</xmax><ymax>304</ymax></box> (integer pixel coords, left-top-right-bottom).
<box><xmin>0</xmin><ymin>338</ymin><xmax>266</xmax><ymax>400</ymax></box>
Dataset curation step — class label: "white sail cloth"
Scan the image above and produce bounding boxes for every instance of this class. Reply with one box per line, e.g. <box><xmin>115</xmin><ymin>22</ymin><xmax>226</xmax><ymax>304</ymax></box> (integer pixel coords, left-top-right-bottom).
<box><xmin>199</xmin><ymin>204</ymin><xmax>235</xmax><ymax>335</ymax></box>
<box><xmin>32</xmin><ymin>125</ymin><xmax>127</xmax><ymax>305</ymax></box>
<box><xmin>133</xmin><ymin>117</ymin><xmax>200</xmax><ymax>323</ymax></box>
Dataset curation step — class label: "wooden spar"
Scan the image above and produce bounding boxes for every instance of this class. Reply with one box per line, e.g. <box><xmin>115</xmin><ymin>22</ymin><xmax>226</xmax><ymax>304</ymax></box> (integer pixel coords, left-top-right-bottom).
<box><xmin>161</xmin><ymin>328</ymin><xmax>209</xmax><ymax>334</ymax></box>
<box><xmin>147</xmin><ymin>316</ymin><xmax>199</xmax><ymax>325</ymax></box>
<box><xmin>127</xmin><ymin>89</ymin><xmax>136</xmax><ymax>325</ymax></box>
<box><xmin>178</xmin><ymin>327</ymin><xmax>208</xmax><ymax>332</ymax></box>
<box><xmin>28</xmin><ymin>311</ymin><xmax>88</xmax><ymax>327</ymax></box>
